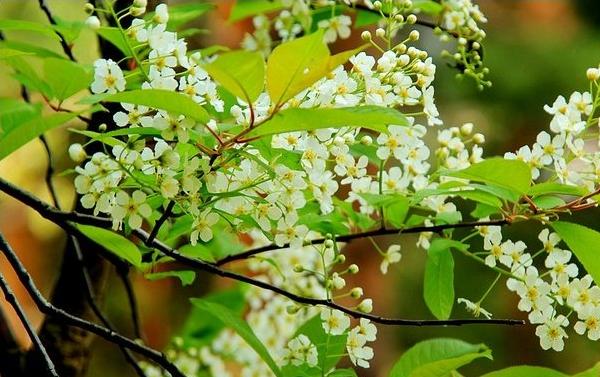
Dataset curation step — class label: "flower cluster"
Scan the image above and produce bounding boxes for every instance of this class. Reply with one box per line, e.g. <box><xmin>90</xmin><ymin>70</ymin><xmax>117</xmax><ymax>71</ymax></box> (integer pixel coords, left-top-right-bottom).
<box><xmin>72</xmin><ymin>2</ymin><xmax>600</xmax><ymax>376</ymax></box>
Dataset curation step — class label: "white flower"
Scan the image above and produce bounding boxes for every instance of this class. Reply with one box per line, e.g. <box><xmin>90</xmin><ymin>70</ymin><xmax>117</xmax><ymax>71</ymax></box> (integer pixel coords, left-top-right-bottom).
<box><xmin>113</xmin><ymin>103</ymin><xmax>150</xmax><ymax>127</ymax></box>
<box><xmin>111</xmin><ymin>190</ymin><xmax>152</xmax><ymax>230</ymax></box>
<box><xmin>350</xmin><ymin>52</ymin><xmax>375</xmax><ymax>76</ymax></box>
<box><xmin>153</xmin><ymin>3</ymin><xmax>169</xmax><ymax>24</ymax></box>
<box><xmin>574</xmin><ymin>306</ymin><xmax>600</xmax><ymax>341</ymax></box>
<box><xmin>321</xmin><ymin>309</ymin><xmax>350</xmax><ymax>335</ymax></box>
<box><xmin>190</xmin><ymin>210</ymin><xmax>219</xmax><ymax>245</ymax></box>
<box><xmin>354</xmin><ymin>318</ymin><xmax>377</xmax><ymax>342</ymax></box>
<box><xmin>483</xmin><ymin>232</ymin><xmax>504</xmax><ymax>268</ymax></box>
<box><xmin>380</xmin><ymin>244</ymin><xmax>401</xmax><ymax>274</ymax></box>
<box><xmin>535</xmin><ymin>314</ymin><xmax>569</xmax><ymax>352</ymax></box>
<box><xmin>567</xmin><ymin>275</ymin><xmax>600</xmax><ymax>312</ymax></box>
<box><xmin>346</xmin><ymin>329</ymin><xmax>374</xmax><ymax>368</ymax></box>
<box><xmin>498</xmin><ymin>240</ymin><xmax>531</xmax><ymax>274</ymax></box>
<box><xmin>457</xmin><ymin>298</ymin><xmax>492</xmax><ymax>319</ymax></box>
<box><xmin>506</xmin><ymin>267</ymin><xmax>552</xmax><ymax>322</ymax></box>
<box><xmin>319</xmin><ymin>15</ymin><xmax>352</xmax><ymax>43</ymax></box>
<box><xmin>281</xmin><ymin>334</ymin><xmax>318</xmax><ymax>367</ymax></box>
<box><xmin>274</xmin><ymin>213</ymin><xmax>308</xmax><ymax>248</ymax></box>
<box><xmin>91</xmin><ymin>59</ymin><xmax>126</xmax><ymax>94</ymax></box>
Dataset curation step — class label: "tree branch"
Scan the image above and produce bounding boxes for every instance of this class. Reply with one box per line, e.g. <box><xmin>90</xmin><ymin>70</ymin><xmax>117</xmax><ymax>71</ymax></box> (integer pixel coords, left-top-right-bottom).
<box><xmin>36</xmin><ymin>0</ymin><xmax>76</xmax><ymax>61</ymax></box>
<box><xmin>0</xmin><ymin>177</ymin><xmax>525</xmax><ymax>327</ymax></box>
<box><xmin>0</xmin><ymin>233</ymin><xmax>186</xmax><ymax>377</ymax></box>
<box><xmin>0</xmin><ymin>270</ymin><xmax>59</xmax><ymax>377</ymax></box>
<box><xmin>115</xmin><ymin>266</ymin><xmax>143</xmax><ymax>341</ymax></box>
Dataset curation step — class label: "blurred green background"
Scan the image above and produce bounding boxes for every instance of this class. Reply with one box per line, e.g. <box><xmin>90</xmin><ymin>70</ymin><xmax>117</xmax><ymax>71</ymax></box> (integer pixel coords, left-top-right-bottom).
<box><xmin>1</xmin><ymin>1</ymin><xmax>600</xmax><ymax>376</ymax></box>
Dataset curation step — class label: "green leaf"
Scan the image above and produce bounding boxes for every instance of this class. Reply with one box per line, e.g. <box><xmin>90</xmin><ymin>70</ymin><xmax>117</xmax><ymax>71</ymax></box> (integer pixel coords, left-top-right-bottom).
<box><xmin>481</xmin><ymin>366</ymin><xmax>566</xmax><ymax>377</ymax></box>
<box><xmin>528</xmin><ymin>182</ymin><xmax>587</xmax><ymax>197</ymax></box>
<box><xmin>389</xmin><ymin>338</ymin><xmax>492</xmax><ymax>377</ymax></box>
<box><xmin>355</xmin><ymin>9</ymin><xmax>381</xmax><ymax>27</ymax></box>
<box><xmin>0</xmin><ymin>19</ymin><xmax>59</xmax><ymax>40</ymax></box>
<box><xmin>96</xmin><ymin>27</ymin><xmax>132</xmax><ymax>56</ymax></box>
<box><xmin>294</xmin><ymin>315</ymin><xmax>347</xmax><ymax>373</ymax></box>
<box><xmin>229</xmin><ymin>0</ymin><xmax>284</xmax><ymax>21</ymax></box>
<box><xmin>146</xmin><ymin>3</ymin><xmax>213</xmax><ymax>29</ymax></box>
<box><xmin>4</xmin><ymin>57</ymin><xmax>53</xmax><ymax>97</ymax></box>
<box><xmin>328</xmin><ymin>369</ymin><xmax>358</xmax><ymax>377</ymax></box>
<box><xmin>0</xmin><ymin>112</ymin><xmax>78</xmax><ymax>161</ymax></box>
<box><xmin>0</xmin><ymin>99</ymin><xmax>41</xmax><ymax>129</ymax></box>
<box><xmin>248</xmin><ymin>106</ymin><xmax>408</xmax><ymax>137</ymax></box>
<box><xmin>552</xmin><ymin>221</ymin><xmax>600</xmax><ymax>284</ymax></box>
<box><xmin>183</xmin><ymin>289</ymin><xmax>245</xmax><ymax>346</ymax></box>
<box><xmin>412</xmin><ymin>0</ymin><xmax>444</xmax><ymax>15</ymax></box>
<box><xmin>191</xmin><ymin>299</ymin><xmax>283</xmax><ymax>377</ymax></box>
<box><xmin>267</xmin><ymin>30</ymin><xmax>328</xmax><ymax>106</ymax></box>
<box><xmin>446</xmin><ymin>158</ymin><xmax>532</xmax><ymax>195</ymax></box>
<box><xmin>384</xmin><ymin>196</ymin><xmax>410</xmax><ymax>228</ymax></box>
<box><xmin>0</xmin><ymin>48</ymin><xmax>34</xmax><ymax>59</ymax></box>
<box><xmin>424</xmin><ymin>240</ymin><xmax>467</xmax><ymax>320</ymax></box>
<box><xmin>75</xmin><ymin>224</ymin><xmax>142</xmax><ymax>268</ymax></box>
<box><xmin>145</xmin><ymin>270</ymin><xmax>196</xmax><ymax>286</ymax></box>
<box><xmin>53</xmin><ymin>17</ymin><xmax>85</xmax><ymax>44</ymax></box>
<box><xmin>531</xmin><ymin>195</ymin><xmax>565</xmax><ymax>210</ymax></box>
<box><xmin>43</xmin><ymin>58</ymin><xmax>92</xmax><ymax>101</ymax></box>
<box><xmin>81</xmin><ymin>89</ymin><xmax>210</xmax><ymax>123</ymax></box>
<box><xmin>0</xmin><ymin>40</ymin><xmax>65</xmax><ymax>59</ymax></box>
<box><xmin>204</xmin><ymin>50</ymin><xmax>265</xmax><ymax>103</ymax></box>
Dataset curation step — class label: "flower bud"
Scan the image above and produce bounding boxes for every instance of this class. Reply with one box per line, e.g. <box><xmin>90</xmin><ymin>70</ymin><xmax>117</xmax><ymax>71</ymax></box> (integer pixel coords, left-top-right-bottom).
<box><xmin>350</xmin><ymin>287</ymin><xmax>363</xmax><ymax>298</ymax></box>
<box><xmin>348</xmin><ymin>264</ymin><xmax>359</xmax><ymax>274</ymax></box>
<box><xmin>472</xmin><ymin>41</ymin><xmax>481</xmax><ymax>50</ymax></box>
<box><xmin>131</xmin><ymin>6</ymin><xmax>145</xmax><ymax>16</ymax></box>
<box><xmin>293</xmin><ymin>264</ymin><xmax>304</xmax><ymax>273</ymax></box>
<box><xmin>360</xmin><ymin>135</ymin><xmax>372</xmax><ymax>145</ymax></box>
<box><xmin>361</xmin><ymin>31</ymin><xmax>372</xmax><ymax>41</ymax></box>
<box><xmin>68</xmin><ymin>143</ymin><xmax>87</xmax><ymax>162</ymax></box>
<box><xmin>324</xmin><ymin>239</ymin><xmax>334</xmax><ymax>248</ymax></box>
<box><xmin>335</xmin><ymin>254</ymin><xmax>346</xmax><ymax>264</ymax></box>
<box><xmin>98</xmin><ymin>123</ymin><xmax>107</xmax><ymax>132</ymax></box>
<box><xmin>408</xmin><ymin>30</ymin><xmax>420</xmax><ymax>41</ymax></box>
<box><xmin>473</xmin><ymin>133</ymin><xmax>485</xmax><ymax>144</ymax></box>
<box><xmin>85</xmin><ymin>16</ymin><xmax>100</xmax><ymax>30</ymax></box>
<box><xmin>358</xmin><ymin>298</ymin><xmax>373</xmax><ymax>313</ymax></box>
<box><xmin>332</xmin><ymin>273</ymin><xmax>346</xmax><ymax>290</ymax></box>
<box><xmin>458</xmin><ymin>37</ymin><xmax>467</xmax><ymax>46</ymax></box>
<box><xmin>373</xmin><ymin>1</ymin><xmax>382</xmax><ymax>10</ymax></box>
<box><xmin>375</xmin><ymin>28</ymin><xmax>386</xmax><ymax>38</ymax></box>
<box><xmin>133</xmin><ymin>0</ymin><xmax>147</xmax><ymax>6</ymax></box>
<box><xmin>84</xmin><ymin>3</ymin><xmax>94</xmax><ymax>14</ymax></box>
<box><xmin>406</xmin><ymin>14</ymin><xmax>417</xmax><ymax>24</ymax></box>
<box><xmin>587</xmin><ymin>68</ymin><xmax>600</xmax><ymax>81</ymax></box>
<box><xmin>394</xmin><ymin>14</ymin><xmax>404</xmax><ymax>23</ymax></box>
<box><xmin>460</xmin><ymin>122</ymin><xmax>473</xmax><ymax>135</ymax></box>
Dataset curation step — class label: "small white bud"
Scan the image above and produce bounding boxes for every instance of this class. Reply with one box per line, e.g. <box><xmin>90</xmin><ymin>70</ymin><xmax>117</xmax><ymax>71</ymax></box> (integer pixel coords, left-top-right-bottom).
<box><xmin>324</xmin><ymin>239</ymin><xmax>334</xmax><ymax>248</ymax></box>
<box><xmin>472</xmin><ymin>41</ymin><xmax>481</xmax><ymax>50</ymax></box>
<box><xmin>406</xmin><ymin>14</ymin><xmax>417</xmax><ymax>24</ymax></box>
<box><xmin>335</xmin><ymin>254</ymin><xmax>346</xmax><ymax>264</ymax></box>
<box><xmin>394</xmin><ymin>14</ymin><xmax>404</xmax><ymax>22</ymax></box>
<box><xmin>68</xmin><ymin>143</ymin><xmax>87</xmax><ymax>163</ymax></box>
<box><xmin>587</xmin><ymin>68</ymin><xmax>600</xmax><ymax>81</ymax></box>
<box><xmin>473</xmin><ymin>133</ymin><xmax>485</xmax><ymax>144</ymax></box>
<box><xmin>130</xmin><ymin>6</ymin><xmax>145</xmax><ymax>16</ymax></box>
<box><xmin>85</xmin><ymin>16</ymin><xmax>100</xmax><ymax>30</ymax></box>
<box><xmin>361</xmin><ymin>31</ymin><xmax>372</xmax><ymax>41</ymax></box>
<box><xmin>348</xmin><ymin>264</ymin><xmax>359</xmax><ymax>274</ymax></box>
<box><xmin>460</xmin><ymin>122</ymin><xmax>473</xmax><ymax>135</ymax></box>
<box><xmin>358</xmin><ymin>298</ymin><xmax>373</xmax><ymax>313</ymax></box>
<box><xmin>293</xmin><ymin>264</ymin><xmax>304</xmax><ymax>273</ymax></box>
<box><xmin>84</xmin><ymin>3</ymin><xmax>94</xmax><ymax>14</ymax></box>
<box><xmin>373</xmin><ymin>1</ymin><xmax>382</xmax><ymax>10</ymax></box>
<box><xmin>375</xmin><ymin>28</ymin><xmax>386</xmax><ymax>38</ymax></box>
<box><xmin>458</xmin><ymin>37</ymin><xmax>467</xmax><ymax>46</ymax></box>
<box><xmin>350</xmin><ymin>287</ymin><xmax>363</xmax><ymax>299</ymax></box>
<box><xmin>98</xmin><ymin>123</ymin><xmax>107</xmax><ymax>132</ymax></box>
<box><xmin>332</xmin><ymin>273</ymin><xmax>346</xmax><ymax>290</ymax></box>
<box><xmin>360</xmin><ymin>135</ymin><xmax>372</xmax><ymax>145</ymax></box>
<box><xmin>133</xmin><ymin>0</ymin><xmax>147</xmax><ymax>7</ymax></box>
<box><xmin>408</xmin><ymin>30</ymin><xmax>420</xmax><ymax>41</ymax></box>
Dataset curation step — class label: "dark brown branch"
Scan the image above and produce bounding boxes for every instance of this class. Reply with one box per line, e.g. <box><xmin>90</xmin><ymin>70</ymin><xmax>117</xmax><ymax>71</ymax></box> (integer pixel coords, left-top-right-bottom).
<box><xmin>37</xmin><ymin>0</ymin><xmax>76</xmax><ymax>61</ymax></box>
<box><xmin>0</xmin><ymin>271</ymin><xmax>59</xmax><ymax>377</ymax></box>
<box><xmin>0</xmin><ymin>233</ymin><xmax>186</xmax><ymax>377</ymax></box>
<box><xmin>0</xmin><ymin>177</ymin><xmax>524</xmax><ymax>327</ymax></box>
<box><xmin>70</xmin><ymin>237</ymin><xmax>146</xmax><ymax>377</ymax></box>
<box><xmin>38</xmin><ymin>135</ymin><xmax>60</xmax><ymax>209</ymax></box>
<box><xmin>216</xmin><ymin>218</ymin><xmax>510</xmax><ymax>266</ymax></box>
<box><xmin>147</xmin><ymin>200</ymin><xmax>175</xmax><ymax>245</ymax></box>
<box><xmin>115</xmin><ymin>266</ymin><xmax>143</xmax><ymax>341</ymax></box>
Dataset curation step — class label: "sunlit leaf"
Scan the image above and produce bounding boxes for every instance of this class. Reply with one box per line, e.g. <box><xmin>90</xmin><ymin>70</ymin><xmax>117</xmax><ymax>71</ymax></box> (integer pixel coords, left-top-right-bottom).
<box><xmin>75</xmin><ymin>224</ymin><xmax>142</xmax><ymax>268</ymax></box>
<box><xmin>552</xmin><ymin>221</ymin><xmax>600</xmax><ymax>284</ymax></box>
<box><xmin>204</xmin><ymin>50</ymin><xmax>265</xmax><ymax>103</ymax></box>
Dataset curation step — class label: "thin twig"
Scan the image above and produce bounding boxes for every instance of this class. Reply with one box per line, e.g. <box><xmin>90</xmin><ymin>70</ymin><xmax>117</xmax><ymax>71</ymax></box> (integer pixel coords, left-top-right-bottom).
<box><xmin>70</xmin><ymin>236</ymin><xmax>147</xmax><ymax>377</ymax></box>
<box><xmin>0</xmin><ymin>178</ymin><xmax>525</xmax><ymax>327</ymax></box>
<box><xmin>0</xmin><ymin>270</ymin><xmax>59</xmax><ymax>377</ymax></box>
<box><xmin>0</xmin><ymin>233</ymin><xmax>186</xmax><ymax>377</ymax></box>
<box><xmin>147</xmin><ymin>200</ymin><xmax>175</xmax><ymax>245</ymax></box>
<box><xmin>116</xmin><ymin>266</ymin><xmax>143</xmax><ymax>341</ymax></box>
<box><xmin>37</xmin><ymin>0</ymin><xmax>76</xmax><ymax>61</ymax></box>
